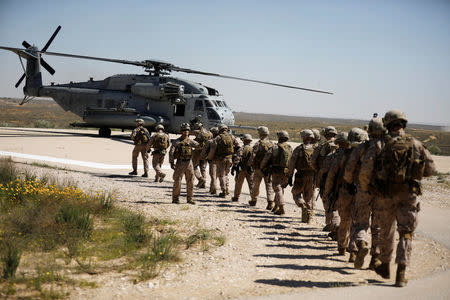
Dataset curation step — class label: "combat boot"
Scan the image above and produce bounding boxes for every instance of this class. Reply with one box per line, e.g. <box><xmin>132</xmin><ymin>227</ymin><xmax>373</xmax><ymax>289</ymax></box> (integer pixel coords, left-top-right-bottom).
<box><xmin>129</xmin><ymin>170</ymin><xmax>137</xmax><ymax>175</ymax></box>
<box><xmin>196</xmin><ymin>178</ymin><xmax>206</xmax><ymax>188</ymax></box>
<box><xmin>187</xmin><ymin>198</ymin><xmax>195</xmax><ymax>205</ymax></box>
<box><xmin>172</xmin><ymin>198</ymin><xmax>180</xmax><ymax>204</ymax></box>
<box><xmin>210</xmin><ymin>190</ymin><xmax>217</xmax><ymax>195</ymax></box>
<box><xmin>266</xmin><ymin>201</ymin><xmax>274</xmax><ymax>210</ymax></box>
<box><xmin>338</xmin><ymin>247</ymin><xmax>346</xmax><ymax>256</ymax></box>
<box><xmin>231</xmin><ymin>196</ymin><xmax>239</xmax><ymax>202</ymax></box>
<box><xmin>154</xmin><ymin>177</ymin><xmax>159</xmax><ymax>182</ymax></box>
<box><xmin>369</xmin><ymin>255</ymin><xmax>381</xmax><ymax>270</ymax></box>
<box><xmin>348</xmin><ymin>251</ymin><xmax>357</xmax><ymax>263</ymax></box>
<box><xmin>354</xmin><ymin>241</ymin><xmax>369</xmax><ymax>269</ymax></box>
<box><xmin>159</xmin><ymin>173</ymin><xmax>166</xmax><ymax>183</ymax></box>
<box><xmin>301</xmin><ymin>208</ymin><xmax>307</xmax><ymax>223</ymax></box>
<box><xmin>218</xmin><ymin>191</ymin><xmax>226</xmax><ymax>198</ymax></box>
<box><xmin>395</xmin><ymin>264</ymin><xmax>408</xmax><ymax>287</ymax></box>
<box><xmin>274</xmin><ymin>205</ymin><xmax>285</xmax><ymax>215</ymax></box>
<box><xmin>142</xmin><ymin>173</ymin><xmax>148</xmax><ymax>178</ymax></box>
<box><xmin>328</xmin><ymin>229</ymin><xmax>338</xmax><ymax>241</ymax></box>
<box><xmin>248</xmin><ymin>199</ymin><xmax>257</xmax><ymax>206</ymax></box>
<box><xmin>374</xmin><ymin>262</ymin><xmax>390</xmax><ymax>279</ymax></box>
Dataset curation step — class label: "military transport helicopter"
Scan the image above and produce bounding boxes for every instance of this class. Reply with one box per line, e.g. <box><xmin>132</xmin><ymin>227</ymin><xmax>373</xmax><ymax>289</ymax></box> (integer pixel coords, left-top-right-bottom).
<box><xmin>0</xmin><ymin>26</ymin><xmax>333</xmax><ymax>137</ymax></box>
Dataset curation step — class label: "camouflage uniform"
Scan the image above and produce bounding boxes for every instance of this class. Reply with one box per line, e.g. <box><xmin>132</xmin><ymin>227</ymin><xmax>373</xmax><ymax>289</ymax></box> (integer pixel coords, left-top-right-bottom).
<box><xmin>261</xmin><ymin>131</ymin><xmax>292</xmax><ymax>215</ymax></box>
<box><xmin>324</xmin><ymin>132</ymin><xmax>352</xmax><ymax>254</ymax></box>
<box><xmin>148</xmin><ymin>125</ymin><xmax>170</xmax><ymax>182</ymax></box>
<box><xmin>231</xmin><ymin>134</ymin><xmax>254</xmax><ymax>202</ymax></box>
<box><xmin>130</xmin><ymin>119</ymin><xmax>150</xmax><ymax>176</ymax></box>
<box><xmin>208</xmin><ymin>125</ymin><xmax>241</xmax><ymax>197</ymax></box>
<box><xmin>248</xmin><ymin>126</ymin><xmax>274</xmax><ymax>208</ymax></box>
<box><xmin>287</xmin><ymin>130</ymin><xmax>316</xmax><ymax>222</ymax></box>
<box><xmin>193</xmin><ymin>127</ymin><xmax>212</xmax><ymax>187</ymax></box>
<box><xmin>201</xmin><ymin>128</ymin><xmax>219</xmax><ymax>194</ymax></box>
<box><xmin>169</xmin><ymin>124</ymin><xmax>200</xmax><ymax>203</ymax></box>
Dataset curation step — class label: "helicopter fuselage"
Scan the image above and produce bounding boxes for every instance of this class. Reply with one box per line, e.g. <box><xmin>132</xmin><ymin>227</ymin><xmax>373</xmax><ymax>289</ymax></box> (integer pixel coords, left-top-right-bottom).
<box><xmin>35</xmin><ymin>74</ymin><xmax>235</xmax><ymax>134</ymax></box>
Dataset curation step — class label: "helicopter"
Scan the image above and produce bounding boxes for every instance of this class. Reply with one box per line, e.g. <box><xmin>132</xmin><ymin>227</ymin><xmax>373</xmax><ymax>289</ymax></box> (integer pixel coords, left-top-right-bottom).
<box><xmin>0</xmin><ymin>26</ymin><xmax>333</xmax><ymax>137</ymax></box>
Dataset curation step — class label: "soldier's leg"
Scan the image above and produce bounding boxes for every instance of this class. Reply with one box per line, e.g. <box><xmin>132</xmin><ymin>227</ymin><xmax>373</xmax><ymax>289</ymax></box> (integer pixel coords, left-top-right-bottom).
<box><xmin>369</xmin><ymin>196</ymin><xmax>382</xmax><ymax>269</ymax></box>
<box><xmin>131</xmin><ymin>146</ymin><xmax>139</xmax><ymax>172</ymax></box>
<box><xmin>139</xmin><ymin>146</ymin><xmax>149</xmax><ymax>175</ymax></box>
<box><xmin>264</xmin><ymin>173</ymin><xmax>274</xmax><ymax>208</ymax></box>
<box><xmin>217</xmin><ymin>160</ymin><xmax>227</xmax><ymax>195</ymax></box>
<box><xmin>172</xmin><ymin>162</ymin><xmax>183</xmax><ymax>202</ymax></box>
<box><xmin>185</xmin><ymin>161</ymin><xmax>195</xmax><ymax>203</ymax></box>
<box><xmin>378</xmin><ymin>196</ymin><xmax>397</xmax><ymax>265</ymax></box>
<box><xmin>209</xmin><ymin>162</ymin><xmax>218</xmax><ymax>194</ymax></box>
<box><xmin>337</xmin><ymin>188</ymin><xmax>353</xmax><ymax>253</ymax></box>
<box><xmin>152</xmin><ymin>155</ymin><xmax>159</xmax><ymax>181</ymax></box>
<box><xmin>224</xmin><ymin>157</ymin><xmax>232</xmax><ymax>194</ymax></box>
<box><xmin>395</xmin><ymin>189</ymin><xmax>419</xmax><ymax>266</ymax></box>
<box><xmin>271</xmin><ymin>174</ymin><xmax>284</xmax><ymax>214</ymax></box>
<box><xmin>246</xmin><ymin>171</ymin><xmax>254</xmax><ymax>197</ymax></box>
<box><xmin>303</xmin><ymin>175</ymin><xmax>315</xmax><ymax>222</ymax></box>
<box><xmin>250</xmin><ymin>169</ymin><xmax>263</xmax><ymax>204</ymax></box>
<box><xmin>233</xmin><ymin>170</ymin><xmax>246</xmax><ymax>200</ymax></box>
<box><xmin>200</xmin><ymin>160</ymin><xmax>207</xmax><ymax>180</ymax></box>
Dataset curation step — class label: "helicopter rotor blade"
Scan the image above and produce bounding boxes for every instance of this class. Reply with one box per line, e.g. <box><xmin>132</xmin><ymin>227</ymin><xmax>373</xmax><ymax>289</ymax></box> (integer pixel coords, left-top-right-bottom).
<box><xmin>40</xmin><ymin>58</ymin><xmax>55</xmax><ymax>75</ymax></box>
<box><xmin>15</xmin><ymin>74</ymin><xmax>26</xmax><ymax>88</ymax></box>
<box><xmin>41</xmin><ymin>25</ymin><xmax>61</xmax><ymax>52</ymax></box>
<box><xmin>170</xmin><ymin>66</ymin><xmax>333</xmax><ymax>94</ymax></box>
<box><xmin>22</xmin><ymin>41</ymin><xmax>32</xmax><ymax>49</ymax></box>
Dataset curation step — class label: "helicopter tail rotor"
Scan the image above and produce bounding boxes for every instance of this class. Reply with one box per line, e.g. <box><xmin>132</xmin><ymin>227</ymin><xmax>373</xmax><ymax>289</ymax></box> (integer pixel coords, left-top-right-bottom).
<box><xmin>14</xmin><ymin>26</ymin><xmax>61</xmax><ymax>88</ymax></box>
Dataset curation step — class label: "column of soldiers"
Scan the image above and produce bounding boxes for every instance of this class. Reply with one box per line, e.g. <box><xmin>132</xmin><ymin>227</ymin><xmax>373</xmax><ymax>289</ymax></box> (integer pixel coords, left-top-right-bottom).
<box><xmin>128</xmin><ymin>108</ymin><xmax>435</xmax><ymax>287</ymax></box>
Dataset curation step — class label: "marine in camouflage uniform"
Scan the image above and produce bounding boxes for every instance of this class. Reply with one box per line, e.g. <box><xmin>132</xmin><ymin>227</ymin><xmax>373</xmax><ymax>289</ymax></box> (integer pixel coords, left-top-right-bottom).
<box><xmin>365</xmin><ymin>110</ymin><xmax>435</xmax><ymax>287</ymax></box>
<box><xmin>346</xmin><ymin>118</ymin><xmax>385</xmax><ymax>269</ymax></box>
<box><xmin>169</xmin><ymin>123</ymin><xmax>200</xmax><ymax>204</ymax></box>
<box><xmin>231</xmin><ymin>134</ymin><xmax>254</xmax><ymax>202</ymax></box>
<box><xmin>192</xmin><ymin>123</ymin><xmax>212</xmax><ymax>188</ymax></box>
<box><xmin>323</xmin><ymin>132</ymin><xmax>353</xmax><ymax>255</ymax></box>
<box><xmin>201</xmin><ymin>127</ymin><xmax>219</xmax><ymax>194</ymax></box>
<box><xmin>261</xmin><ymin>131</ymin><xmax>292</xmax><ymax>215</ymax></box>
<box><xmin>129</xmin><ymin>118</ymin><xmax>151</xmax><ymax>177</ymax></box>
<box><xmin>287</xmin><ymin>129</ymin><xmax>316</xmax><ymax>223</ymax></box>
<box><xmin>208</xmin><ymin>124</ymin><xmax>241</xmax><ymax>197</ymax></box>
<box><xmin>248</xmin><ymin>126</ymin><xmax>274</xmax><ymax>209</ymax></box>
<box><xmin>341</xmin><ymin>127</ymin><xmax>370</xmax><ymax>263</ymax></box>
<box><xmin>149</xmin><ymin>124</ymin><xmax>170</xmax><ymax>182</ymax></box>
<box><xmin>311</xmin><ymin>126</ymin><xmax>338</xmax><ymax>230</ymax></box>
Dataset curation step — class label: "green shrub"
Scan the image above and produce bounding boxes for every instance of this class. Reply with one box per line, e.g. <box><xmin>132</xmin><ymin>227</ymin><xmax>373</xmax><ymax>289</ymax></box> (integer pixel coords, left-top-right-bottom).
<box><xmin>56</xmin><ymin>203</ymin><xmax>93</xmax><ymax>239</ymax></box>
<box><xmin>1</xmin><ymin>240</ymin><xmax>22</xmax><ymax>279</ymax></box>
<box><xmin>121</xmin><ymin>213</ymin><xmax>149</xmax><ymax>245</ymax></box>
<box><xmin>428</xmin><ymin>144</ymin><xmax>442</xmax><ymax>155</ymax></box>
<box><xmin>33</xmin><ymin>119</ymin><xmax>55</xmax><ymax>128</ymax></box>
<box><xmin>0</xmin><ymin>157</ymin><xmax>18</xmax><ymax>184</ymax></box>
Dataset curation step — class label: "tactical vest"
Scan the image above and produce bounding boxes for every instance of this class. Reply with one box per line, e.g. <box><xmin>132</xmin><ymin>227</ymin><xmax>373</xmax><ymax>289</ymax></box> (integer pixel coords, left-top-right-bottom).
<box><xmin>175</xmin><ymin>140</ymin><xmax>193</xmax><ymax>160</ymax></box>
<box><xmin>376</xmin><ymin>134</ymin><xmax>423</xmax><ymax>184</ymax></box>
<box><xmin>216</xmin><ymin>133</ymin><xmax>234</xmax><ymax>157</ymax></box>
<box><xmin>253</xmin><ymin>140</ymin><xmax>272</xmax><ymax>169</ymax></box>
<box><xmin>241</xmin><ymin>145</ymin><xmax>253</xmax><ymax>165</ymax></box>
<box><xmin>272</xmin><ymin>143</ymin><xmax>291</xmax><ymax>168</ymax></box>
<box><xmin>153</xmin><ymin>133</ymin><xmax>168</xmax><ymax>150</ymax></box>
<box><xmin>134</xmin><ymin>127</ymin><xmax>149</xmax><ymax>145</ymax></box>
<box><xmin>296</xmin><ymin>144</ymin><xmax>315</xmax><ymax>171</ymax></box>
<box><xmin>317</xmin><ymin>141</ymin><xmax>335</xmax><ymax>169</ymax></box>
<box><xmin>353</xmin><ymin>142</ymin><xmax>370</xmax><ymax>182</ymax></box>
<box><xmin>196</xmin><ymin>130</ymin><xmax>213</xmax><ymax>148</ymax></box>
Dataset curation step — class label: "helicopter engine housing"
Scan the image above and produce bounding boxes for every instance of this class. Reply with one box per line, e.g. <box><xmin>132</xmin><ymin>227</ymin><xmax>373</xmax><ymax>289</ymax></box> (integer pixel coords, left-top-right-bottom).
<box><xmin>131</xmin><ymin>82</ymin><xmax>184</xmax><ymax>101</ymax></box>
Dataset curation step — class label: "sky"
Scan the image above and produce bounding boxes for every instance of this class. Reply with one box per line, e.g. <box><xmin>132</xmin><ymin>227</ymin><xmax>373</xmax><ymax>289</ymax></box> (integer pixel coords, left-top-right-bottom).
<box><xmin>0</xmin><ymin>0</ymin><xmax>449</xmax><ymax>125</ymax></box>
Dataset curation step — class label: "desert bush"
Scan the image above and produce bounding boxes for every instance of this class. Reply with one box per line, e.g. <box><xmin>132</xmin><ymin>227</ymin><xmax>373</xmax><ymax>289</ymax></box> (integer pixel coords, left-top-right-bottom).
<box><xmin>33</xmin><ymin>119</ymin><xmax>55</xmax><ymax>128</ymax></box>
<box><xmin>0</xmin><ymin>157</ymin><xmax>18</xmax><ymax>185</ymax></box>
<box><xmin>1</xmin><ymin>240</ymin><xmax>22</xmax><ymax>279</ymax></box>
<box><xmin>121</xmin><ymin>212</ymin><xmax>149</xmax><ymax>245</ymax></box>
<box><xmin>428</xmin><ymin>144</ymin><xmax>442</xmax><ymax>155</ymax></box>
<box><xmin>186</xmin><ymin>229</ymin><xmax>226</xmax><ymax>251</ymax></box>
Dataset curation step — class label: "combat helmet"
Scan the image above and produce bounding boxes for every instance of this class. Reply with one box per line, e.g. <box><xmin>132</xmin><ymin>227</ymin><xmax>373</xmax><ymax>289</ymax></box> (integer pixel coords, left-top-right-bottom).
<box><xmin>180</xmin><ymin>123</ymin><xmax>191</xmax><ymax>131</ymax></box>
<box><xmin>335</xmin><ymin>131</ymin><xmax>349</xmax><ymax>144</ymax></box>
<box><xmin>155</xmin><ymin>124</ymin><xmax>164</xmax><ymax>131</ymax></box>
<box><xmin>277</xmin><ymin>130</ymin><xmax>289</xmax><ymax>141</ymax></box>
<box><xmin>348</xmin><ymin>128</ymin><xmax>369</xmax><ymax>145</ymax></box>
<box><xmin>242</xmin><ymin>134</ymin><xmax>253</xmax><ymax>142</ymax></box>
<box><xmin>135</xmin><ymin>118</ymin><xmax>144</xmax><ymax>125</ymax></box>
<box><xmin>383</xmin><ymin>110</ymin><xmax>408</xmax><ymax>128</ymax></box>
<box><xmin>368</xmin><ymin>117</ymin><xmax>386</xmax><ymax>135</ymax></box>
<box><xmin>300</xmin><ymin>129</ymin><xmax>314</xmax><ymax>140</ymax></box>
<box><xmin>257</xmin><ymin>126</ymin><xmax>269</xmax><ymax>136</ymax></box>
<box><xmin>311</xmin><ymin>128</ymin><xmax>321</xmax><ymax>141</ymax></box>
<box><xmin>219</xmin><ymin>124</ymin><xmax>229</xmax><ymax>132</ymax></box>
<box><xmin>210</xmin><ymin>126</ymin><xmax>219</xmax><ymax>136</ymax></box>
<box><xmin>322</xmin><ymin>126</ymin><xmax>337</xmax><ymax>137</ymax></box>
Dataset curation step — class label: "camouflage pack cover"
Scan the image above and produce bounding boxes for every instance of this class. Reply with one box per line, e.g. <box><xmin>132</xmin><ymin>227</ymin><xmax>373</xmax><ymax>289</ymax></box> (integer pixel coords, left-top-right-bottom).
<box><xmin>322</xmin><ymin>126</ymin><xmax>337</xmax><ymax>136</ymax></box>
<box><xmin>335</xmin><ymin>131</ymin><xmax>349</xmax><ymax>143</ymax></box>
<box><xmin>257</xmin><ymin>126</ymin><xmax>269</xmax><ymax>135</ymax></box>
<box><xmin>368</xmin><ymin>117</ymin><xmax>386</xmax><ymax>135</ymax></box>
<box><xmin>383</xmin><ymin>109</ymin><xmax>408</xmax><ymax>127</ymax></box>
<box><xmin>300</xmin><ymin>129</ymin><xmax>314</xmax><ymax>140</ymax></box>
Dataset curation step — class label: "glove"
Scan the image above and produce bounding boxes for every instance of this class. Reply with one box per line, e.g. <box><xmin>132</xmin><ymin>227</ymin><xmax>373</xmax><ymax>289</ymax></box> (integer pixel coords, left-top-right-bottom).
<box><xmin>231</xmin><ymin>165</ymin><xmax>236</xmax><ymax>176</ymax></box>
<box><xmin>287</xmin><ymin>176</ymin><xmax>293</xmax><ymax>187</ymax></box>
<box><xmin>170</xmin><ymin>162</ymin><xmax>175</xmax><ymax>170</ymax></box>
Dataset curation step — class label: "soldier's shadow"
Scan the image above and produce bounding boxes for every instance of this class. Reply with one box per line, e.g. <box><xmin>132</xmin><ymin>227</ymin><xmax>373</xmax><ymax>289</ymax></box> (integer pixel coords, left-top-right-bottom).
<box><xmin>254</xmin><ymin>278</ymin><xmax>358</xmax><ymax>288</ymax></box>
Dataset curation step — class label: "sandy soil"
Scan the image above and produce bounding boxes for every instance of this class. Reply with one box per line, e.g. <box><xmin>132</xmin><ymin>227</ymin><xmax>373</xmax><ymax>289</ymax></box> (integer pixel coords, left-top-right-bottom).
<box><xmin>1</xmin><ymin>127</ymin><xmax>449</xmax><ymax>299</ymax></box>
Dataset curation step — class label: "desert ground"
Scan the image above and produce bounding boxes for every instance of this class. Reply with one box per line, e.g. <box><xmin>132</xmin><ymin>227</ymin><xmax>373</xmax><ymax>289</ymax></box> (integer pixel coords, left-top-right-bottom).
<box><xmin>0</xmin><ymin>127</ymin><xmax>449</xmax><ymax>299</ymax></box>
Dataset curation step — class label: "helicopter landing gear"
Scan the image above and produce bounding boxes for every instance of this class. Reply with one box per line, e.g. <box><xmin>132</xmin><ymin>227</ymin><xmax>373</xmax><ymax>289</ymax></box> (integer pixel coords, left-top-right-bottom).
<box><xmin>99</xmin><ymin>127</ymin><xmax>111</xmax><ymax>137</ymax></box>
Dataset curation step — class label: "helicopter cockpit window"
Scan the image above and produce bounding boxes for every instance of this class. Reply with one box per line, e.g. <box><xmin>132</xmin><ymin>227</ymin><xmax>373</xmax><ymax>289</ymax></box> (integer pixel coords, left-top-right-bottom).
<box><xmin>206</xmin><ymin>108</ymin><xmax>221</xmax><ymax>120</ymax></box>
<box><xmin>174</xmin><ymin>104</ymin><xmax>185</xmax><ymax>116</ymax></box>
<box><xmin>216</xmin><ymin>101</ymin><xmax>224</xmax><ymax>107</ymax></box>
<box><xmin>205</xmin><ymin>100</ymin><xmax>214</xmax><ymax>107</ymax></box>
<box><xmin>194</xmin><ymin>100</ymin><xmax>204</xmax><ymax>111</ymax></box>
<box><xmin>223</xmin><ymin>101</ymin><xmax>229</xmax><ymax>108</ymax></box>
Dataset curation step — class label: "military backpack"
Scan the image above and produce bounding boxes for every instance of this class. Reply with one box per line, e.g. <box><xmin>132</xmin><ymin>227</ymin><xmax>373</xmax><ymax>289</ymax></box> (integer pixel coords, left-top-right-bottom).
<box><xmin>296</xmin><ymin>144</ymin><xmax>315</xmax><ymax>171</ymax></box>
<box><xmin>272</xmin><ymin>143</ymin><xmax>291</xmax><ymax>169</ymax></box>
<box><xmin>196</xmin><ymin>130</ymin><xmax>213</xmax><ymax>147</ymax></box>
<box><xmin>216</xmin><ymin>133</ymin><xmax>234</xmax><ymax>157</ymax></box>
<box><xmin>134</xmin><ymin>127</ymin><xmax>150</xmax><ymax>145</ymax></box>
<box><xmin>252</xmin><ymin>140</ymin><xmax>272</xmax><ymax>169</ymax></box>
<box><xmin>153</xmin><ymin>133</ymin><xmax>169</xmax><ymax>150</ymax></box>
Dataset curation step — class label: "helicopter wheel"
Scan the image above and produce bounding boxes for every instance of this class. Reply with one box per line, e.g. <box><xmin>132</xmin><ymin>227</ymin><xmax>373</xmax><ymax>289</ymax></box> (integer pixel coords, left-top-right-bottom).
<box><xmin>99</xmin><ymin>127</ymin><xmax>111</xmax><ymax>137</ymax></box>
